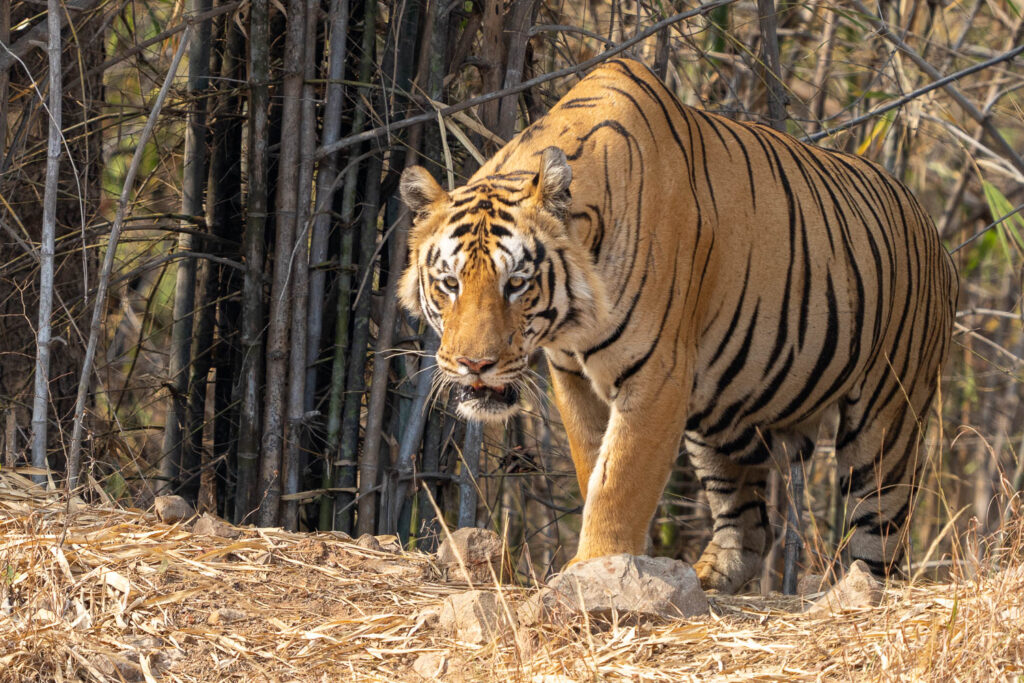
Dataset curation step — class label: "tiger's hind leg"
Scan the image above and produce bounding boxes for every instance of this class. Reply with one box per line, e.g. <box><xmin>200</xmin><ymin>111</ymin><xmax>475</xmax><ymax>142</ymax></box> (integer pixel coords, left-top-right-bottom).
<box><xmin>689</xmin><ymin>425</ymin><xmax>818</xmax><ymax>593</ymax></box>
<box><xmin>835</xmin><ymin>369</ymin><xmax>937</xmax><ymax>579</ymax></box>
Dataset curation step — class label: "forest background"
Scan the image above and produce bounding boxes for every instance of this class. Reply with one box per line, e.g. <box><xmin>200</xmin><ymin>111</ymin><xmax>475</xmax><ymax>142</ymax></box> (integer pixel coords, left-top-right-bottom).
<box><xmin>1</xmin><ymin>0</ymin><xmax>1022</xmax><ymax>591</ymax></box>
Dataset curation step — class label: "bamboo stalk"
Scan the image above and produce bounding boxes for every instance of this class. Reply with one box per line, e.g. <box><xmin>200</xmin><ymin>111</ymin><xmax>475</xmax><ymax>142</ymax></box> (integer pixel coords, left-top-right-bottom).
<box><xmin>356</xmin><ymin>0</ymin><xmax>424</xmax><ymax>536</ymax></box>
<box><xmin>0</xmin><ymin>0</ymin><xmax>9</xmax><ymax>156</ymax></box>
<box><xmin>415</xmin><ymin>396</ymin><xmax>445</xmax><ymax>551</ymax></box>
<box><xmin>388</xmin><ymin>332</ymin><xmax>438</xmax><ymax>534</ymax></box>
<box><xmin>497</xmin><ymin>0</ymin><xmax>540</xmax><ymax>141</ymax></box>
<box><xmin>332</xmin><ymin>0</ymin><xmax>379</xmax><ymax>534</ymax></box>
<box><xmin>338</xmin><ymin>151</ymin><xmax>382</xmax><ymax>532</ymax></box>
<box><xmin>67</xmin><ymin>27</ymin><xmax>194</xmax><ymax>490</ymax></box>
<box><xmin>208</xmin><ymin>17</ymin><xmax>246</xmax><ymax>518</ymax></box>
<box><xmin>756</xmin><ymin>0</ymin><xmax>787</xmax><ymax>132</ymax></box>
<box><xmin>4</xmin><ymin>411</ymin><xmax>15</xmax><ymax>469</ymax></box>
<box><xmin>162</xmin><ymin>0</ymin><xmax>213</xmax><ymax>495</ymax></box>
<box><xmin>29</xmin><ymin>0</ymin><xmax>64</xmax><ymax>484</ymax></box>
<box><xmin>258</xmin><ymin>0</ymin><xmax>308</xmax><ymax>527</ymax></box>
<box><xmin>304</xmin><ymin>0</ymin><xmax>350</xmax><ymax>420</ymax></box>
<box><xmin>281</xmin><ymin>0</ymin><xmax>319</xmax><ymax>531</ymax></box>
<box><xmin>235</xmin><ymin>0</ymin><xmax>269</xmax><ymax>524</ymax></box>
<box><xmin>356</xmin><ymin>217</ymin><xmax>405</xmax><ymax>536</ymax></box>
<box><xmin>809</xmin><ymin>2</ymin><xmax>837</xmax><ymax>134</ymax></box>
<box><xmin>458</xmin><ymin>421</ymin><xmax>484</xmax><ymax>528</ymax></box>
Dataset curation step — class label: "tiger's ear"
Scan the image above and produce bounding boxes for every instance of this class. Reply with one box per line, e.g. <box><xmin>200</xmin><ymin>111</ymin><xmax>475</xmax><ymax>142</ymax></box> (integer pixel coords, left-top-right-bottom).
<box><xmin>400</xmin><ymin>166</ymin><xmax>448</xmax><ymax>219</ymax></box>
<box><xmin>531</xmin><ymin>146</ymin><xmax>572</xmax><ymax>215</ymax></box>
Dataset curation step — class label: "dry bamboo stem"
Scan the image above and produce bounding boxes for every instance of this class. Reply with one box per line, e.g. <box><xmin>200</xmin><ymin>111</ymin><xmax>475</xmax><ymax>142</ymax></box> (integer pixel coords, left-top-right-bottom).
<box><xmin>259</xmin><ymin>0</ymin><xmax>308</xmax><ymax>527</ymax></box>
<box><xmin>304</xmin><ymin>0</ymin><xmax>349</xmax><ymax>418</ymax></box>
<box><xmin>29</xmin><ymin>0</ymin><xmax>64</xmax><ymax>483</ymax></box>
<box><xmin>459</xmin><ymin>421</ymin><xmax>484</xmax><ymax>528</ymax></box>
<box><xmin>0</xmin><ymin>0</ymin><xmax>9</xmax><ymax>155</ymax></box>
<box><xmin>163</xmin><ymin>0</ymin><xmax>213</xmax><ymax>497</ymax></box>
<box><xmin>756</xmin><ymin>0</ymin><xmax>787</xmax><ymax>132</ymax></box>
<box><xmin>235</xmin><ymin>0</ymin><xmax>269</xmax><ymax>524</ymax></box>
<box><xmin>67</xmin><ymin>27</ymin><xmax>194</xmax><ymax>490</ymax></box>
<box><xmin>281</xmin><ymin>0</ymin><xmax>319</xmax><ymax>530</ymax></box>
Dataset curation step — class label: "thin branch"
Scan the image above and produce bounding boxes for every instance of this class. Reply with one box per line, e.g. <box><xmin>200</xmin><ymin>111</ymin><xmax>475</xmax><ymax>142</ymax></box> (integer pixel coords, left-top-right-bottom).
<box><xmin>951</xmin><ymin>202</ymin><xmax>1024</xmax><ymax>254</ymax></box>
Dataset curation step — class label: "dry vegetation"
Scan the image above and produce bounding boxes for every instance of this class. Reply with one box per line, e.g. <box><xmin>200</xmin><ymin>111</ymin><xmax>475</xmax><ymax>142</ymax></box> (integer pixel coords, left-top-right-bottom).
<box><xmin>3</xmin><ymin>468</ymin><xmax>1024</xmax><ymax>682</ymax></box>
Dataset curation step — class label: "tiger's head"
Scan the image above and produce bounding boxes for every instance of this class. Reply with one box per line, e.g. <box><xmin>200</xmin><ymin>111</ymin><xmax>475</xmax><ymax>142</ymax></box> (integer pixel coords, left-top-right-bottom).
<box><xmin>399</xmin><ymin>147</ymin><xmax>607</xmax><ymax>422</ymax></box>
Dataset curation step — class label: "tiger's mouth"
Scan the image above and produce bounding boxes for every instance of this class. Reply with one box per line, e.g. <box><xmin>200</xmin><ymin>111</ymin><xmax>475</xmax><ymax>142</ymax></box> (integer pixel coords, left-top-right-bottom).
<box><xmin>455</xmin><ymin>383</ymin><xmax>521</xmax><ymax>421</ymax></box>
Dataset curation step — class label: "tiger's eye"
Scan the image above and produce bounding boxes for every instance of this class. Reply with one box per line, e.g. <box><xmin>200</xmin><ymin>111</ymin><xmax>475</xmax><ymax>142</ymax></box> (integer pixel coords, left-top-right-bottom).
<box><xmin>443</xmin><ymin>275</ymin><xmax>459</xmax><ymax>290</ymax></box>
<box><xmin>509</xmin><ymin>275</ymin><xmax>526</xmax><ymax>290</ymax></box>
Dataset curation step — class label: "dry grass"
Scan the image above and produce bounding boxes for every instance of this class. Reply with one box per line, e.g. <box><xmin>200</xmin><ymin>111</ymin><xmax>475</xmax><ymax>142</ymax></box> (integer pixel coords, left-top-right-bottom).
<box><xmin>2</xmin><ymin>469</ymin><xmax>1023</xmax><ymax>682</ymax></box>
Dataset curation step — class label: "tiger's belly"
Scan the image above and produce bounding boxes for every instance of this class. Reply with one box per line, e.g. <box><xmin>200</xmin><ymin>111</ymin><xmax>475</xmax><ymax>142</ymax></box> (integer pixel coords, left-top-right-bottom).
<box><xmin>682</xmin><ymin>310</ymin><xmax>869</xmax><ymax>454</ymax></box>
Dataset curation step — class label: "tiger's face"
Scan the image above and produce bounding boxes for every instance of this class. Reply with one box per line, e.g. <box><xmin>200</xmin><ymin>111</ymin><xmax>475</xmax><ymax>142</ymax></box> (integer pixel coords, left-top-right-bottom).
<box><xmin>399</xmin><ymin>147</ymin><xmax>607</xmax><ymax>422</ymax></box>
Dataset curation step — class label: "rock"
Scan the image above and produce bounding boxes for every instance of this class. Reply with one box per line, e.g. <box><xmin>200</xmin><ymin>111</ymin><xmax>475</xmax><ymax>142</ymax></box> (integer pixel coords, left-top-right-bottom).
<box><xmin>438</xmin><ymin>590</ymin><xmax>512</xmax><ymax>643</ymax></box>
<box><xmin>525</xmin><ymin>554</ymin><xmax>708</xmax><ymax>624</ymax></box>
<box><xmin>415</xmin><ymin>604</ymin><xmax>442</xmax><ymax>628</ymax></box>
<box><xmin>356</xmin><ymin>533</ymin><xmax>382</xmax><ymax>551</ymax></box>
<box><xmin>806</xmin><ymin>560</ymin><xmax>883</xmax><ymax>616</ymax></box>
<box><xmin>154</xmin><ymin>496</ymin><xmax>194</xmax><ymax>524</ymax></box>
<box><xmin>374</xmin><ymin>534</ymin><xmax>403</xmax><ymax>553</ymax></box>
<box><xmin>192</xmin><ymin>513</ymin><xmax>241</xmax><ymax>539</ymax></box>
<box><xmin>208</xmin><ymin>608</ymin><xmax>248</xmax><ymax>625</ymax></box>
<box><xmin>436</xmin><ymin>528</ymin><xmax>507</xmax><ymax>583</ymax></box>
<box><xmin>798</xmin><ymin>573</ymin><xmax>828</xmax><ymax>595</ymax></box>
<box><xmin>412</xmin><ymin>651</ymin><xmax>448</xmax><ymax>679</ymax></box>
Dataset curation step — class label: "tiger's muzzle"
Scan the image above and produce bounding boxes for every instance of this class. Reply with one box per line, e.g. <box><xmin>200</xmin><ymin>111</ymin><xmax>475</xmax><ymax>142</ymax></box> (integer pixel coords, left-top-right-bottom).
<box><xmin>455</xmin><ymin>383</ymin><xmax>521</xmax><ymax>421</ymax></box>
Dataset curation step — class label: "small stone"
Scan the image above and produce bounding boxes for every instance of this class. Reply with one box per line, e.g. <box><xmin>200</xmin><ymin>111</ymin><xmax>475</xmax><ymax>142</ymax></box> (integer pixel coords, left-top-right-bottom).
<box><xmin>208</xmin><ymin>608</ymin><xmax>248</xmax><ymax>625</ymax></box>
<box><xmin>806</xmin><ymin>560</ymin><xmax>883</xmax><ymax>616</ymax></box>
<box><xmin>528</xmin><ymin>554</ymin><xmax>708</xmax><ymax>624</ymax></box>
<box><xmin>412</xmin><ymin>651</ymin><xmax>448</xmax><ymax>679</ymax></box>
<box><xmin>356</xmin><ymin>533</ymin><xmax>382</xmax><ymax>551</ymax></box>
<box><xmin>374</xmin><ymin>534</ymin><xmax>403</xmax><ymax>553</ymax></box>
<box><xmin>438</xmin><ymin>590</ymin><xmax>512</xmax><ymax>643</ymax></box>
<box><xmin>192</xmin><ymin>513</ymin><xmax>241</xmax><ymax>539</ymax></box>
<box><xmin>416</xmin><ymin>604</ymin><xmax>442</xmax><ymax>627</ymax></box>
<box><xmin>798</xmin><ymin>573</ymin><xmax>828</xmax><ymax>595</ymax></box>
<box><xmin>436</xmin><ymin>528</ymin><xmax>507</xmax><ymax>583</ymax></box>
<box><xmin>154</xmin><ymin>495</ymin><xmax>194</xmax><ymax>524</ymax></box>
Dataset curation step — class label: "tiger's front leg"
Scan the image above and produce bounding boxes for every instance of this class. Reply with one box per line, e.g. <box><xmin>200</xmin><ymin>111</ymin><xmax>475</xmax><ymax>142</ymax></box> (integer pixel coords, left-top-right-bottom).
<box><xmin>574</xmin><ymin>403</ymin><xmax>689</xmax><ymax>561</ymax></box>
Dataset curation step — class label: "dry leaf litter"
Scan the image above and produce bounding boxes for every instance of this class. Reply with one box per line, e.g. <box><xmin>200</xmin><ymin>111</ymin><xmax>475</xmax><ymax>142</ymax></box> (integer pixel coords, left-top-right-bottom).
<box><xmin>2</xmin><ymin>469</ymin><xmax>1023</xmax><ymax>681</ymax></box>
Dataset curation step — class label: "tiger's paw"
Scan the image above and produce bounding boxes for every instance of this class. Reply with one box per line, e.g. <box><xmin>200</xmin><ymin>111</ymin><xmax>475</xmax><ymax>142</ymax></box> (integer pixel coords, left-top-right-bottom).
<box><xmin>694</xmin><ymin>542</ymin><xmax>762</xmax><ymax>594</ymax></box>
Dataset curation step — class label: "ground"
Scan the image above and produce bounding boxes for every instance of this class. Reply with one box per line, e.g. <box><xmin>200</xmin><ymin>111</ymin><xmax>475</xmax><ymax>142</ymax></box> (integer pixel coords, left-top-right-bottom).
<box><xmin>2</xmin><ymin>469</ymin><xmax>1023</xmax><ymax>682</ymax></box>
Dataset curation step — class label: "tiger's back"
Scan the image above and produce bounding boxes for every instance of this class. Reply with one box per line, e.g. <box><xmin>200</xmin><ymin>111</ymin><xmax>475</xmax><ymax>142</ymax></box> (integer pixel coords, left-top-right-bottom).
<box><xmin>400</xmin><ymin>58</ymin><xmax>957</xmax><ymax>592</ymax></box>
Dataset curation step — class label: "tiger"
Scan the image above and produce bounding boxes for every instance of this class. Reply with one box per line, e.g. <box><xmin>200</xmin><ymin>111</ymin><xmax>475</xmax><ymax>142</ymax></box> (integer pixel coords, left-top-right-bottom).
<box><xmin>398</xmin><ymin>58</ymin><xmax>957</xmax><ymax>593</ymax></box>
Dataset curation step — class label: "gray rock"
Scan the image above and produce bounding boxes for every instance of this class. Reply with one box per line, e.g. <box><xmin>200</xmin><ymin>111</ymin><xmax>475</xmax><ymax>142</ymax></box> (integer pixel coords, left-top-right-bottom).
<box><xmin>411</xmin><ymin>651</ymin><xmax>448</xmax><ymax>679</ymax></box>
<box><xmin>192</xmin><ymin>513</ymin><xmax>241</xmax><ymax>539</ymax></box>
<box><xmin>806</xmin><ymin>560</ymin><xmax>883</xmax><ymax>616</ymax></box>
<box><xmin>355</xmin><ymin>533</ymin><xmax>382</xmax><ymax>551</ymax></box>
<box><xmin>153</xmin><ymin>495</ymin><xmax>194</xmax><ymax>524</ymax></box>
<box><xmin>207</xmin><ymin>608</ymin><xmax>248</xmax><ymax>625</ymax></box>
<box><xmin>438</xmin><ymin>590</ymin><xmax>512</xmax><ymax>643</ymax></box>
<box><xmin>436</xmin><ymin>528</ymin><xmax>506</xmax><ymax>583</ymax></box>
<box><xmin>526</xmin><ymin>554</ymin><xmax>708</xmax><ymax>623</ymax></box>
<box><xmin>798</xmin><ymin>573</ymin><xmax>828</xmax><ymax>595</ymax></box>
<box><xmin>416</xmin><ymin>604</ymin><xmax>442</xmax><ymax>628</ymax></box>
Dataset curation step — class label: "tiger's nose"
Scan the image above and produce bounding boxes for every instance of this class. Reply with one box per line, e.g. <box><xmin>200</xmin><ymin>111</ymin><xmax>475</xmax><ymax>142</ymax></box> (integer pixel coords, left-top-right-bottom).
<box><xmin>457</xmin><ymin>356</ymin><xmax>497</xmax><ymax>374</ymax></box>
